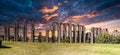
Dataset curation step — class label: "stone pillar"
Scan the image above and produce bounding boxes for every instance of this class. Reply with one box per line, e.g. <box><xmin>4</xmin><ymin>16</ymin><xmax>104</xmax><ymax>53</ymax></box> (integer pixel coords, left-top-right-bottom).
<box><xmin>63</xmin><ymin>23</ymin><xmax>67</xmax><ymax>40</ymax></box>
<box><xmin>71</xmin><ymin>24</ymin><xmax>74</xmax><ymax>43</ymax></box>
<box><xmin>52</xmin><ymin>22</ymin><xmax>55</xmax><ymax>43</ymax></box>
<box><xmin>31</xmin><ymin>21</ymin><xmax>35</xmax><ymax>42</ymax></box>
<box><xmin>14</xmin><ymin>23</ymin><xmax>17</xmax><ymax>41</ymax></box>
<box><xmin>78</xmin><ymin>25</ymin><xmax>82</xmax><ymax>43</ymax></box>
<box><xmin>63</xmin><ymin>23</ymin><xmax>71</xmax><ymax>43</ymax></box>
<box><xmin>68</xmin><ymin>23</ymin><xmax>72</xmax><ymax>43</ymax></box>
<box><xmin>52</xmin><ymin>22</ymin><xmax>60</xmax><ymax>43</ymax></box>
<box><xmin>72</xmin><ymin>24</ymin><xmax>77</xmax><ymax>43</ymax></box>
<box><xmin>46</xmin><ymin>28</ymin><xmax>49</xmax><ymax>42</ymax></box>
<box><xmin>23</xmin><ymin>19</ymin><xmax>27</xmax><ymax>42</ymax></box>
<box><xmin>14</xmin><ymin>19</ymin><xmax>19</xmax><ymax>41</ymax></box>
<box><xmin>102</xmin><ymin>28</ymin><xmax>109</xmax><ymax>33</ymax></box>
<box><xmin>91</xmin><ymin>27</ymin><xmax>95</xmax><ymax>43</ymax></box>
<box><xmin>4</xmin><ymin>25</ymin><xmax>7</xmax><ymax>41</ymax></box>
<box><xmin>8</xmin><ymin>26</ymin><xmax>13</xmax><ymax>41</ymax></box>
<box><xmin>58</xmin><ymin>23</ymin><xmax>61</xmax><ymax>43</ymax></box>
<box><xmin>82</xmin><ymin>26</ymin><xmax>86</xmax><ymax>43</ymax></box>
<box><xmin>94</xmin><ymin>28</ymin><xmax>97</xmax><ymax>43</ymax></box>
<box><xmin>60</xmin><ymin>23</ymin><xmax>63</xmax><ymax>40</ymax></box>
<box><xmin>38</xmin><ymin>32</ymin><xmax>42</xmax><ymax>42</ymax></box>
<box><xmin>6</xmin><ymin>25</ymin><xmax>9</xmax><ymax>41</ymax></box>
<box><xmin>98</xmin><ymin>28</ymin><xmax>102</xmax><ymax>35</ymax></box>
<box><xmin>74</xmin><ymin>25</ymin><xmax>77</xmax><ymax>43</ymax></box>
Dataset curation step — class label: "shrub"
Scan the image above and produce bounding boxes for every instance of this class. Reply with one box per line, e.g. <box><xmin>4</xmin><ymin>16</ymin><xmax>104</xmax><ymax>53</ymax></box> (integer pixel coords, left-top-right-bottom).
<box><xmin>96</xmin><ymin>33</ymin><xmax>120</xmax><ymax>44</ymax></box>
<box><xmin>62</xmin><ymin>38</ymin><xmax>70</xmax><ymax>43</ymax></box>
<box><xmin>116</xmin><ymin>36</ymin><xmax>120</xmax><ymax>44</ymax></box>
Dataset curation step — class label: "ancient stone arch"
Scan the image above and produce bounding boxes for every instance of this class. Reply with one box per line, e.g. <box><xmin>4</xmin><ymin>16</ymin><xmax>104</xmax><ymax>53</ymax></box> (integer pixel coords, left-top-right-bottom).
<box><xmin>4</xmin><ymin>25</ymin><xmax>14</xmax><ymax>41</ymax></box>
<box><xmin>61</xmin><ymin>23</ymin><xmax>71</xmax><ymax>43</ymax></box>
<box><xmin>51</xmin><ymin>22</ymin><xmax>60</xmax><ymax>43</ymax></box>
<box><xmin>71</xmin><ymin>24</ymin><xmax>77</xmax><ymax>43</ymax></box>
<box><xmin>14</xmin><ymin>18</ymin><xmax>35</xmax><ymax>42</ymax></box>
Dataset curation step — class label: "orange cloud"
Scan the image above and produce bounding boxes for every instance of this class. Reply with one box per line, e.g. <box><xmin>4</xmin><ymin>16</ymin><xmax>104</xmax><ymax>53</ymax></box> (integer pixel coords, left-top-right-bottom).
<box><xmin>63</xmin><ymin>18</ymin><xmax>69</xmax><ymax>23</ymax></box>
<box><xmin>42</xmin><ymin>14</ymin><xmax>59</xmax><ymax>21</ymax></box>
<box><xmin>69</xmin><ymin>14</ymin><xmax>97</xmax><ymax>19</ymax></box>
<box><xmin>35</xmin><ymin>23</ymin><xmax>44</xmax><ymax>29</ymax></box>
<box><xmin>40</xmin><ymin>5</ymin><xmax>59</xmax><ymax>13</ymax></box>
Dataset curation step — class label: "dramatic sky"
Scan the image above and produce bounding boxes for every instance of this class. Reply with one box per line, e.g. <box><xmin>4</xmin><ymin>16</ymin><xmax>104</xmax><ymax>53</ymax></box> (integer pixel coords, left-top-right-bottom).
<box><xmin>0</xmin><ymin>0</ymin><xmax>120</xmax><ymax>36</ymax></box>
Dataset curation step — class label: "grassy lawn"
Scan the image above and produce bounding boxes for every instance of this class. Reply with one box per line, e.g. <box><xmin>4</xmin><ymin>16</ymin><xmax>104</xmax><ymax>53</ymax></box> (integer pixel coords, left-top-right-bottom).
<box><xmin>0</xmin><ymin>42</ymin><xmax>120</xmax><ymax>55</ymax></box>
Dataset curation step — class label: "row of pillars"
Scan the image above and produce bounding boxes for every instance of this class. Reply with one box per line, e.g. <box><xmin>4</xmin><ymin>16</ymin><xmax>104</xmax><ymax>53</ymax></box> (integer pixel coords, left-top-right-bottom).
<box><xmin>3</xmin><ymin>18</ymin><xmax>107</xmax><ymax>43</ymax></box>
<box><xmin>46</xmin><ymin>22</ymin><xmax>107</xmax><ymax>43</ymax></box>
<box><xmin>46</xmin><ymin>22</ymin><xmax>86</xmax><ymax>43</ymax></box>
<box><xmin>4</xmin><ymin>18</ymin><xmax>35</xmax><ymax>42</ymax></box>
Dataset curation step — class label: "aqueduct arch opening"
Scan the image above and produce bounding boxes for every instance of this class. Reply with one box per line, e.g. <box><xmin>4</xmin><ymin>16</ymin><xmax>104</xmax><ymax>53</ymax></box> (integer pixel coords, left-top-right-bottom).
<box><xmin>14</xmin><ymin>18</ymin><xmax>35</xmax><ymax>42</ymax></box>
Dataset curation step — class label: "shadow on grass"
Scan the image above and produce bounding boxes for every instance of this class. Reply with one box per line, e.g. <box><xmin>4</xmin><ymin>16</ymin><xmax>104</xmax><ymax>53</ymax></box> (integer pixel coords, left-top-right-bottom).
<box><xmin>0</xmin><ymin>45</ymin><xmax>11</xmax><ymax>49</ymax></box>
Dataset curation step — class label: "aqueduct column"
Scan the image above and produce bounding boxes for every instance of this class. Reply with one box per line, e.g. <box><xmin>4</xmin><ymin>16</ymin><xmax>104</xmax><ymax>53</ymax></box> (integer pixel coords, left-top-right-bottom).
<box><xmin>4</xmin><ymin>25</ymin><xmax>14</xmax><ymax>41</ymax></box>
<box><xmin>38</xmin><ymin>32</ymin><xmax>42</xmax><ymax>42</ymax></box>
<box><xmin>72</xmin><ymin>24</ymin><xmax>77</xmax><ymax>43</ymax></box>
<box><xmin>46</xmin><ymin>28</ymin><xmax>49</xmax><ymax>42</ymax></box>
<box><xmin>52</xmin><ymin>22</ymin><xmax>56</xmax><ymax>43</ymax></box>
<box><xmin>14</xmin><ymin>19</ymin><xmax>19</xmax><ymax>41</ymax></box>
<box><xmin>67</xmin><ymin>23</ymin><xmax>72</xmax><ymax>43</ymax></box>
<box><xmin>30</xmin><ymin>19</ymin><xmax>35</xmax><ymax>42</ymax></box>
<box><xmin>74</xmin><ymin>25</ymin><xmax>77</xmax><ymax>43</ymax></box>
<box><xmin>81</xmin><ymin>26</ymin><xmax>86</xmax><ymax>43</ymax></box>
<box><xmin>52</xmin><ymin>22</ymin><xmax>60</xmax><ymax>43</ymax></box>
<box><xmin>58</xmin><ymin>23</ymin><xmax>61</xmax><ymax>43</ymax></box>
<box><xmin>98</xmin><ymin>28</ymin><xmax>102</xmax><ymax>35</ymax></box>
<box><xmin>69</xmin><ymin>24</ymin><xmax>72</xmax><ymax>43</ymax></box>
<box><xmin>8</xmin><ymin>26</ymin><xmax>14</xmax><ymax>41</ymax></box>
<box><xmin>6</xmin><ymin>25</ymin><xmax>10</xmax><ymax>41</ymax></box>
<box><xmin>91</xmin><ymin>27</ymin><xmax>96</xmax><ymax>43</ymax></box>
<box><xmin>59</xmin><ymin>23</ymin><xmax>64</xmax><ymax>42</ymax></box>
<box><xmin>63</xmin><ymin>23</ymin><xmax>67</xmax><ymax>40</ymax></box>
<box><xmin>23</xmin><ymin>19</ymin><xmax>27</xmax><ymax>42</ymax></box>
<box><xmin>63</xmin><ymin>23</ymin><xmax>71</xmax><ymax>43</ymax></box>
<box><xmin>4</xmin><ymin>25</ymin><xmax>7</xmax><ymax>41</ymax></box>
<box><xmin>77</xmin><ymin>25</ymin><xmax>82</xmax><ymax>43</ymax></box>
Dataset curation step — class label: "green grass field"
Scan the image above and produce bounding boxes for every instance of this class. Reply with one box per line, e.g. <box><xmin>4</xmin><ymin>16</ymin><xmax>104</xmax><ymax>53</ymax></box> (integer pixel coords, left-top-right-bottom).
<box><xmin>0</xmin><ymin>42</ymin><xmax>120</xmax><ymax>55</ymax></box>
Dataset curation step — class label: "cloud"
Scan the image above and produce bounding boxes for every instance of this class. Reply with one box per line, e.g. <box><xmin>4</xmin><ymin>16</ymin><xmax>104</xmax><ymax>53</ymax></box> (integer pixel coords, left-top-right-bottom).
<box><xmin>0</xmin><ymin>0</ymin><xmax>120</xmax><ymax>36</ymax></box>
<box><xmin>42</xmin><ymin>14</ymin><xmax>59</xmax><ymax>21</ymax></box>
<box><xmin>85</xmin><ymin>19</ymin><xmax>120</xmax><ymax>32</ymax></box>
<box><xmin>40</xmin><ymin>5</ymin><xmax>59</xmax><ymax>13</ymax></box>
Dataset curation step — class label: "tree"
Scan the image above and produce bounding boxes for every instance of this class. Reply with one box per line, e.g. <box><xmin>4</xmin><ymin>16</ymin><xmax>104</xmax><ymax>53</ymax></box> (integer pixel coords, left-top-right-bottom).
<box><xmin>96</xmin><ymin>33</ymin><xmax>120</xmax><ymax>44</ymax></box>
<box><xmin>96</xmin><ymin>33</ymin><xmax>113</xmax><ymax>43</ymax></box>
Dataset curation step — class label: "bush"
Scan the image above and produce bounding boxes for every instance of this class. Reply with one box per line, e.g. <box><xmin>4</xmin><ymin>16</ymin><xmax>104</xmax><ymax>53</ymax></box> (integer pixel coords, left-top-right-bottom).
<box><xmin>0</xmin><ymin>39</ymin><xmax>2</xmax><ymax>48</ymax></box>
<box><xmin>115</xmin><ymin>36</ymin><xmax>120</xmax><ymax>44</ymax></box>
<box><xmin>62</xmin><ymin>38</ymin><xmax>70</xmax><ymax>43</ymax></box>
<box><xmin>96</xmin><ymin>33</ymin><xmax>120</xmax><ymax>44</ymax></box>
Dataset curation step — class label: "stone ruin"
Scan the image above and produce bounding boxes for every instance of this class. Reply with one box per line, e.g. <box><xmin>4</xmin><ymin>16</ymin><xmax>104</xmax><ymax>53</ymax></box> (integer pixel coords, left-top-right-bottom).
<box><xmin>3</xmin><ymin>18</ymin><xmax>108</xmax><ymax>43</ymax></box>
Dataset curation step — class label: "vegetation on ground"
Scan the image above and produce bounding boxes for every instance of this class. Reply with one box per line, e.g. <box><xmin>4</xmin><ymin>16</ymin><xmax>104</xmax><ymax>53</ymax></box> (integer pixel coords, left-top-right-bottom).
<box><xmin>96</xmin><ymin>33</ymin><xmax>120</xmax><ymax>44</ymax></box>
<box><xmin>0</xmin><ymin>42</ymin><xmax>120</xmax><ymax>55</ymax></box>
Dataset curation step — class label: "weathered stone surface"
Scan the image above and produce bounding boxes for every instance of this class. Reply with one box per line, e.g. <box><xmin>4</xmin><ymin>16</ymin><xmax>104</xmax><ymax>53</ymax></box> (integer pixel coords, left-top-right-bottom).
<box><xmin>46</xmin><ymin>28</ymin><xmax>49</xmax><ymax>42</ymax></box>
<box><xmin>14</xmin><ymin>18</ymin><xmax>35</xmax><ymax>42</ymax></box>
<box><xmin>0</xmin><ymin>39</ymin><xmax>2</xmax><ymax>48</ymax></box>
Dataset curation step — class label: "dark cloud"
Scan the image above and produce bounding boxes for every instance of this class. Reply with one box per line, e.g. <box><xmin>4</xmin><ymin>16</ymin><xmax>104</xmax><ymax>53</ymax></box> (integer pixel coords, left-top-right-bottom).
<box><xmin>0</xmin><ymin>0</ymin><xmax>119</xmax><ymax>26</ymax></box>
